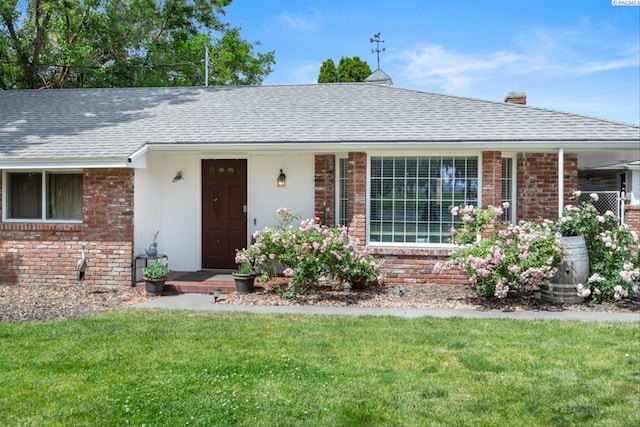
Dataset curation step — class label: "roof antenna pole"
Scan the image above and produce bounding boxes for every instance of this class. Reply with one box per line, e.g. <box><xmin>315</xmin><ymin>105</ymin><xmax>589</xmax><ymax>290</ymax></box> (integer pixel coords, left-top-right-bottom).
<box><xmin>369</xmin><ymin>32</ymin><xmax>385</xmax><ymax>70</ymax></box>
<box><xmin>205</xmin><ymin>46</ymin><xmax>209</xmax><ymax>87</ymax></box>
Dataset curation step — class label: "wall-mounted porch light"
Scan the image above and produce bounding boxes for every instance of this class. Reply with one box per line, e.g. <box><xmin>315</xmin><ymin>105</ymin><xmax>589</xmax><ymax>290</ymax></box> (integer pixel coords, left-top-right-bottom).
<box><xmin>277</xmin><ymin>169</ymin><xmax>287</xmax><ymax>187</ymax></box>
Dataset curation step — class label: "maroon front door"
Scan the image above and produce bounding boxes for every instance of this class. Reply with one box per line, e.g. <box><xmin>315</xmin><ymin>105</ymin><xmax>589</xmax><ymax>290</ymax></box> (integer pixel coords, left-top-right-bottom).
<box><xmin>202</xmin><ymin>159</ymin><xmax>247</xmax><ymax>269</ymax></box>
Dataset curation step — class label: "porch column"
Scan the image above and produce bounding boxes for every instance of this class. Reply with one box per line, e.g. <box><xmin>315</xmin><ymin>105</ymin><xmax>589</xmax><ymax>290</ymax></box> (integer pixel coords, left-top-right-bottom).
<box><xmin>558</xmin><ymin>148</ymin><xmax>564</xmax><ymax>217</ymax></box>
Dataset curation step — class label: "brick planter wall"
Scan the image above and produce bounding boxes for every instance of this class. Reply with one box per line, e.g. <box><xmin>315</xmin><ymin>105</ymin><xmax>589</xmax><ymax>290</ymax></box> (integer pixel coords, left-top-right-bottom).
<box><xmin>369</xmin><ymin>246</ymin><xmax>468</xmax><ymax>286</ymax></box>
<box><xmin>0</xmin><ymin>168</ymin><xmax>134</xmax><ymax>287</ymax></box>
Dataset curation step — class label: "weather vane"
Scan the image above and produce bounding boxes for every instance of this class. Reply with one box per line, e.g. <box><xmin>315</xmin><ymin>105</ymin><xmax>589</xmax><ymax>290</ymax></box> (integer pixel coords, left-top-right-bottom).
<box><xmin>369</xmin><ymin>32</ymin><xmax>385</xmax><ymax>69</ymax></box>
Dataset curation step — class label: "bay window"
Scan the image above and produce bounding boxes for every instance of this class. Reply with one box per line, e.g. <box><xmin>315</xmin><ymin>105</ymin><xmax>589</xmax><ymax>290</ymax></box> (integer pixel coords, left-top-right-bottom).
<box><xmin>369</xmin><ymin>156</ymin><xmax>478</xmax><ymax>244</ymax></box>
<box><xmin>4</xmin><ymin>171</ymin><xmax>83</xmax><ymax>221</ymax></box>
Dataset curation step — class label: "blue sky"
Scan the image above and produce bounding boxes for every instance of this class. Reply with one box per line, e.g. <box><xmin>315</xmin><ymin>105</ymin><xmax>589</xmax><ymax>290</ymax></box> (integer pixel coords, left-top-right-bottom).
<box><xmin>225</xmin><ymin>0</ymin><xmax>640</xmax><ymax>125</ymax></box>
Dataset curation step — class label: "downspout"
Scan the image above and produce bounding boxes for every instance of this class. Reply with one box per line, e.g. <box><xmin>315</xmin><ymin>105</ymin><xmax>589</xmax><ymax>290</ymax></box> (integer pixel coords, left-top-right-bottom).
<box><xmin>558</xmin><ymin>148</ymin><xmax>564</xmax><ymax>217</ymax></box>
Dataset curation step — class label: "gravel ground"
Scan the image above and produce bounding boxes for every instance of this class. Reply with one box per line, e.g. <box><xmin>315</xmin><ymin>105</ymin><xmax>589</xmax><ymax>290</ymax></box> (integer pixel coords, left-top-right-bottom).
<box><xmin>0</xmin><ymin>284</ymin><xmax>150</xmax><ymax>323</ymax></box>
<box><xmin>1</xmin><ymin>281</ymin><xmax>638</xmax><ymax>323</ymax></box>
<box><xmin>222</xmin><ymin>280</ymin><xmax>640</xmax><ymax>313</ymax></box>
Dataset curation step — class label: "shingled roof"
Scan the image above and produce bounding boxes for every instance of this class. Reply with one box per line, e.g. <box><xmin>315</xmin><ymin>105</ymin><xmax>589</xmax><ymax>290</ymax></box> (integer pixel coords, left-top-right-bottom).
<box><xmin>1</xmin><ymin>83</ymin><xmax>638</xmax><ymax>166</ymax></box>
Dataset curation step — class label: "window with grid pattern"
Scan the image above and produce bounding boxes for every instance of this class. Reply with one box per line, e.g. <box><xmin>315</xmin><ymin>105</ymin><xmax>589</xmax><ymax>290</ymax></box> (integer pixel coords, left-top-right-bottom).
<box><xmin>501</xmin><ymin>157</ymin><xmax>514</xmax><ymax>223</ymax></box>
<box><xmin>338</xmin><ymin>157</ymin><xmax>349</xmax><ymax>226</ymax></box>
<box><xmin>370</xmin><ymin>156</ymin><xmax>478</xmax><ymax>243</ymax></box>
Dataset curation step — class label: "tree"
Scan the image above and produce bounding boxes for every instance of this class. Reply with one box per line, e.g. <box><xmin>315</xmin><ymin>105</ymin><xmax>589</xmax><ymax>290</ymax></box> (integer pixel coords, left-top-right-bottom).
<box><xmin>0</xmin><ymin>0</ymin><xmax>275</xmax><ymax>89</ymax></box>
<box><xmin>317</xmin><ymin>58</ymin><xmax>338</xmax><ymax>83</ymax></box>
<box><xmin>337</xmin><ymin>56</ymin><xmax>371</xmax><ymax>82</ymax></box>
<box><xmin>317</xmin><ymin>56</ymin><xmax>371</xmax><ymax>83</ymax></box>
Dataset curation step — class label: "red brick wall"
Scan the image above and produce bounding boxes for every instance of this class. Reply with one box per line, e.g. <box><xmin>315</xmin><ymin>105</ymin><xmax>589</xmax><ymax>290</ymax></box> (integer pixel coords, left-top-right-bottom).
<box><xmin>340</xmin><ymin>151</ymin><xmax>597</xmax><ymax>287</ymax></box>
<box><xmin>482</xmin><ymin>151</ymin><xmax>502</xmax><ymax>207</ymax></box>
<box><xmin>314</xmin><ymin>154</ymin><xmax>335</xmax><ymax>226</ymax></box>
<box><xmin>347</xmin><ymin>152</ymin><xmax>367</xmax><ymax>246</ymax></box>
<box><xmin>625</xmin><ymin>204</ymin><xmax>640</xmax><ymax>237</ymax></box>
<box><xmin>369</xmin><ymin>246</ymin><xmax>468</xmax><ymax>286</ymax></box>
<box><xmin>517</xmin><ymin>152</ymin><xmax>578</xmax><ymax>221</ymax></box>
<box><xmin>0</xmin><ymin>168</ymin><xmax>134</xmax><ymax>287</ymax></box>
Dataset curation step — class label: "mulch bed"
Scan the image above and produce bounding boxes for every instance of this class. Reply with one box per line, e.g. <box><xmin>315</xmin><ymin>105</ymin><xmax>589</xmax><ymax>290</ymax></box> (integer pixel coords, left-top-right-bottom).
<box><xmin>2</xmin><ymin>281</ymin><xmax>638</xmax><ymax>323</ymax></box>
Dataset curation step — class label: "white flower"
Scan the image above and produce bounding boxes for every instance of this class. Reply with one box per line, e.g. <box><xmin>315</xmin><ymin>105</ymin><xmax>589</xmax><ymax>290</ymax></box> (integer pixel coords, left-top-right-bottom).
<box><xmin>577</xmin><ymin>283</ymin><xmax>591</xmax><ymax>298</ymax></box>
<box><xmin>614</xmin><ymin>285</ymin><xmax>628</xmax><ymax>300</ymax></box>
<box><xmin>590</xmin><ymin>193</ymin><xmax>599</xmax><ymax>201</ymax></box>
<box><xmin>588</xmin><ymin>273</ymin><xmax>605</xmax><ymax>283</ymax></box>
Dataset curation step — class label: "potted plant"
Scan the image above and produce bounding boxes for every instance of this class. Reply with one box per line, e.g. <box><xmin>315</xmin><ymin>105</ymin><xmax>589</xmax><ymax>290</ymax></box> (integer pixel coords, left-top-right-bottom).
<box><xmin>232</xmin><ymin>261</ymin><xmax>256</xmax><ymax>294</ymax></box>
<box><xmin>143</xmin><ymin>261</ymin><xmax>170</xmax><ymax>296</ymax></box>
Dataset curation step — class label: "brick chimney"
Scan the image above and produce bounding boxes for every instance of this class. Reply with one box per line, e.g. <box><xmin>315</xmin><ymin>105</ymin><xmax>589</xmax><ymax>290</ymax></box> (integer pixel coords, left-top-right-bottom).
<box><xmin>504</xmin><ymin>92</ymin><xmax>526</xmax><ymax>105</ymax></box>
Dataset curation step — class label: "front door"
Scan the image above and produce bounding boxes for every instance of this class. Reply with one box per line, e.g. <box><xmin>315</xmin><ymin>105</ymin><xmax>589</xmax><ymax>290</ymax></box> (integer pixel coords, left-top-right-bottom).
<box><xmin>202</xmin><ymin>159</ymin><xmax>247</xmax><ymax>269</ymax></box>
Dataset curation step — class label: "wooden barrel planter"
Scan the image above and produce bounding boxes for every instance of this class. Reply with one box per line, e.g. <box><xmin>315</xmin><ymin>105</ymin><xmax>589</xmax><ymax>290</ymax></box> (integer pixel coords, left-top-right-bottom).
<box><xmin>541</xmin><ymin>235</ymin><xmax>589</xmax><ymax>304</ymax></box>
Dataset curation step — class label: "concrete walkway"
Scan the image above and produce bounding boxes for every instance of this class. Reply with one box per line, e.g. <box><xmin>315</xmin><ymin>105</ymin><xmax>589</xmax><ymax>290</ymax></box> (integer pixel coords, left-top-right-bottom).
<box><xmin>135</xmin><ymin>293</ymin><xmax>640</xmax><ymax>322</ymax></box>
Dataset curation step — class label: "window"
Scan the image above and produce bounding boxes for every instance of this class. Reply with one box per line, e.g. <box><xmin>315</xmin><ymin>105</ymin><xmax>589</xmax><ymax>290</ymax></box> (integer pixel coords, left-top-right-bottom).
<box><xmin>338</xmin><ymin>157</ymin><xmax>349</xmax><ymax>226</ymax></box>
<box><xmin>501</xmin><ymin>157</ymin><xmax>514</xmax><ymax>223</ymax></box>
<box><xmin>370</xmin><ymin>156</ymin><xmax>478</xmax><ymax>244</ymax></box>
<box><xmin>5</xmin><ymin>171</ymin><xmax>83</xmax><ymax>221</ymax></box>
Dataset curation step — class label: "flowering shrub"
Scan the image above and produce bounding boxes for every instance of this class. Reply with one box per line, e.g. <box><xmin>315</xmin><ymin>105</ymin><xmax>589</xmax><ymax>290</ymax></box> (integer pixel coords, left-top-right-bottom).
<box><xmin>438</xmin><ymin>205</ymin><xmax>563</xmax><ymax>298</ymax></box>
<box><xmin>557</xmin><ymin>191</ymin><xmax>640</xmax><ymax>302</ymax></box>
<box><xmin>236</xmin><ymin>208</ymin><xmax>380</xmax><ymax>298</ymax></box>
<box><xmin>450</xmin><ymin>204</ymin><xmax>505</xmax><ymax>245</ymax></box>
<box><xmin>439</xmin><ymin>192</ymin><xmax>640</xmax><ymax>303</ymax></box>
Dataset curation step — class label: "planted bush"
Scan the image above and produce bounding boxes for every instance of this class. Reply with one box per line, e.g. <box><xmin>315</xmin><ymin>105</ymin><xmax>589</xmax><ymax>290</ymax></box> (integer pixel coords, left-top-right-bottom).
<box><xmin>556</xmin><ymin>191</ymin><xmax>639</xmax><ymax>302</ymax></box>
<box><xmin>236</xmin><ymin>208</ymin><xmax>380</xmax><ymax>298</ymax></box>
<box><xmin>440</xmin><ymin>193</ymin><xmax>640</xmax><ymax>303</ymax></box>
<box><xmin>438</xmin><ymin>203</ymin><xmax>563</xmax><ymax>298</ymax></box>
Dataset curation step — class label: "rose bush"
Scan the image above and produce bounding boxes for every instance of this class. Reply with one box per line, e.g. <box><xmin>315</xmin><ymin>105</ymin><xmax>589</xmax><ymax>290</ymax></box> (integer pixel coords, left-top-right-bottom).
<box><xmin>556</xmin><ymin>191</ymin><xmax>639</xmax><ymax>302</ymax></box>
<box><xmin>236</xmin><ymin>208</ymin><xmax>380</xmax><ymax>298</ymax></box>
<box><xmin>440</xmin><ymin>192</ymin><xmax>640</xmax><ymax>303</ymax></box>
<box><xmin>437</xmin><ymin>203</ymin><xmax>563</xmax><ymax>298</ymax></box>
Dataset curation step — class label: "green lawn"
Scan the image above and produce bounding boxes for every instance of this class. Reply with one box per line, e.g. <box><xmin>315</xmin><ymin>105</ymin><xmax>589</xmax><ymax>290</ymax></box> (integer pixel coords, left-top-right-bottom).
<box><xmin>1</xmin><ymin>310</ymin><xmax>638</xmax><ymax>426</ymax></box>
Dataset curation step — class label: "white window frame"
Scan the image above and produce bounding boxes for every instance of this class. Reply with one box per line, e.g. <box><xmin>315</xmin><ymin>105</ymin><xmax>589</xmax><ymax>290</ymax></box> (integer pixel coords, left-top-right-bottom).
<box><xmin>366</xmin><ymin>151</ymin><xmax>483</xmax><ymax>247</ymax></box>
<box><xmin>2</xmin><ymin>169</ymin><xmax>83</xmax><ymax>223</ymax></box>
<box><xmin>501</xmin><ymin>154</ymin><xmax>517</xmax><ymax>224</ymax></box>
<box><xmin>335</xmin><ymin>155</ymin><xmax>349</xmax><ymax>227</ymax></box>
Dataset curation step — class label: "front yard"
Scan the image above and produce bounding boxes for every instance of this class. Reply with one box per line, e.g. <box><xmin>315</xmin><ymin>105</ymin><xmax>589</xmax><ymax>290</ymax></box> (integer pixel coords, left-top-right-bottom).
<box><xmin>1</xmin><ymin>309</ymin><xmax>638</xmax><ymax>426</ymax></box>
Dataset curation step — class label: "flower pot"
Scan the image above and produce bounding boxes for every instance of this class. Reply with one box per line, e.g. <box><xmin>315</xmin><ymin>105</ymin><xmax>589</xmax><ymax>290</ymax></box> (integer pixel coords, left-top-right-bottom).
<box><xmin>232</xmin><ymin>273</ymin><xmax>255</xmax><ymax>294</ymax></box>
<box><xmin>144</xmin><ymin>279</ymin><xmax>166</xmax><ymax>296</ymax></box>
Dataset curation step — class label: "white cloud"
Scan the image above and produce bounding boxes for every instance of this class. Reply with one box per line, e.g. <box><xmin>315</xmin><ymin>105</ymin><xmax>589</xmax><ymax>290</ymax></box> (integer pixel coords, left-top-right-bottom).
<box><xmin>285</xmin><ymin>62</ymin><xmax>319</xmax><ymax>84</ymax></box>
<box><xmin>275</xmin><ymin>9</ymin><xmax>321</xmax><ymax>31</ymax></box>
<box><xmin>396</xmin><ymin>45</ymin><xmax>523</xmax><ymax>91</ymax></box>
<box><xmin>394</xmin><ymin>23</ymin><xmax>639</xmax><ymax>92</ymax></box>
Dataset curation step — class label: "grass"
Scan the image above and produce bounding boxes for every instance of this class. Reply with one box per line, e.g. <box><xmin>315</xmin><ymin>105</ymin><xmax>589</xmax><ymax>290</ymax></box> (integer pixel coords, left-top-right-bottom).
<box><xmin>0</xmin><ymin>309</ymin><xmax>638</xmax><ymax>426</ymax></box>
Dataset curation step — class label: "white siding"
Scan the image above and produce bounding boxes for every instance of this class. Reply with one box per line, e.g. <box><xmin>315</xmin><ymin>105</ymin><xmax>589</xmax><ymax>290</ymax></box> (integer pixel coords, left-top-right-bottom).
<box><xmin>134</xmin><ymin>152</ymin><xmax>315</xmax><ymax>272</ymax></box>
